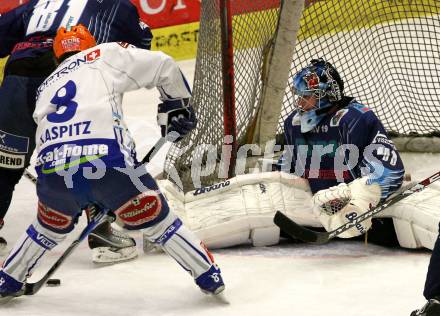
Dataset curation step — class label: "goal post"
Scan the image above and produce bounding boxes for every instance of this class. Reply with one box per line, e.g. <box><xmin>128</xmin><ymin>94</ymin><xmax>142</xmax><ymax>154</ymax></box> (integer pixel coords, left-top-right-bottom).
<box><xmin>250</xmin><ymin>0</ymin><xmax>304</xmax><ymax>148</ymax></box>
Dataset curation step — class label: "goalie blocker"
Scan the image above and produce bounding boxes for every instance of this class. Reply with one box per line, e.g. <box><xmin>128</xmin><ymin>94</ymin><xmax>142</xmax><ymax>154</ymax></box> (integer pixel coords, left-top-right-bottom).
<box><xmin>157</xmin><ymin>172</ymin><xmax>440</xmax><ymax>250</ymax></box>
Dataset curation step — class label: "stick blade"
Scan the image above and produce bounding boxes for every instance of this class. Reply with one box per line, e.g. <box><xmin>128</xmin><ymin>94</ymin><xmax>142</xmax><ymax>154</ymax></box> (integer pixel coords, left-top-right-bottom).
<box><xmin>23</xmin><ymin>282</ymin><xmax>38</xmax><ymax>295</ymax></box>
<box><xmin>274</xmin><ymin>211</ymin><xmax>330</xmax><ymax>244</ymax></box>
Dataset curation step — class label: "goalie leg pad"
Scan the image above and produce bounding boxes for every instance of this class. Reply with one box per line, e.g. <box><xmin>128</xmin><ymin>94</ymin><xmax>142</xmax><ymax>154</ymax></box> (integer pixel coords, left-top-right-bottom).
<box><xmin>1</xmin><ymin>220</ymin><xmax>66</xmax><ymax>283</ymax></box>
<box><xmin>158</xmin><ymin>172</ymin><xmax>317</xmax><ymax>249</ymax></box>
<box><xmin>384</xmin><ymin>186</ymin><xmax>440</xmax><ymax>249</ymax></box>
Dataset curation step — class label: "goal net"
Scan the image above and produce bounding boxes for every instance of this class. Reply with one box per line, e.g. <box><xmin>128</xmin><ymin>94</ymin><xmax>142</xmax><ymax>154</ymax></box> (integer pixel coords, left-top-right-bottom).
<box><xmin>164</xmin><ymin>0</ymin><xmax>440</xmax><ymax>192</ymax></box>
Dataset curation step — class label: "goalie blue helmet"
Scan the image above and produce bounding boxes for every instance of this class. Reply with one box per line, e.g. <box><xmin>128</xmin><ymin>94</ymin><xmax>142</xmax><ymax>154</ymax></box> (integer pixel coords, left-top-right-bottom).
<box><xmin>293</xmin><ymin>58</ymin><xmax>344</xmax><ymax>104</ymax></box>
<box><xmin>292</xmin><ymin>58</ymin><xmax>344</xmax><ymax>132</ymax></box>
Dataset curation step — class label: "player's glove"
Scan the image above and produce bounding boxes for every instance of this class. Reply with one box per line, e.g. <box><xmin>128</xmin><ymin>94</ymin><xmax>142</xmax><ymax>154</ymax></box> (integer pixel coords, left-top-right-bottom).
<box><xmin>157</xmin><ymin>98</ymin><xmax>197</xmax><ymax>142</ymax></box>
<box><xmin>312</xmin><ymin>177</ymin><xmax>381</xmax><ymax>238</ymax></box>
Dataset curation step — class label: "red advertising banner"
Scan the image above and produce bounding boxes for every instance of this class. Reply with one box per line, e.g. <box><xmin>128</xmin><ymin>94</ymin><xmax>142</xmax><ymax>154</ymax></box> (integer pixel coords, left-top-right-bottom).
<box><xmin>0</xmin><ymin>0</ymin><xmax>26</xmax><ymax>13</ymax></box>
<box><xmin>132</xmin><ymin>0</ymin><xmax>201</xmax><ymax>29</ymax></box>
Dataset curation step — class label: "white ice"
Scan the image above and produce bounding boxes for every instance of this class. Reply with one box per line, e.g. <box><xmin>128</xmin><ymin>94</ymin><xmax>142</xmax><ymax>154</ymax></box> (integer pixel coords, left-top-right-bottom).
<box><xmin>0</xmin><ymin>59</ymin><xmax>435</xmax><ymax>316</ymax></box>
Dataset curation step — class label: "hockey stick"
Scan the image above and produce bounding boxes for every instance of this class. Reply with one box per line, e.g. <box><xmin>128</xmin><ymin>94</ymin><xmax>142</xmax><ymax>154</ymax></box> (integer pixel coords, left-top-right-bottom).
<box><xmin>22</xmin><ymin>133</ymin><xmax>178</xmax><ymax>296</ymax></box>
<box><xmin>23</xmin><ymin>207</ymin><xmax>113</xmax><ymax>295</ymax></box>
<box><xmin>140</xmin><ymin>131</ymin><xmax>180</xmax><ymax>164</ymax></box>
<box><xmin>274</xmin><ymin>171</ymin><xmax>440</xmax><ymax>244</ymax></box>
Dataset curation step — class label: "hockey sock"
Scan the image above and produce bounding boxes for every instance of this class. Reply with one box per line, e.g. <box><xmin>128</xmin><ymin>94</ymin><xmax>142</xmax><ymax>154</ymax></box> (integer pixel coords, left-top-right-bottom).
<box><xmin>142</xmin><ymin>211</ymin><xmax>215</xmax><ymax>279</ymax></box>
<box><xmin>1</xmin><ymin>220</ymin><xmax>66</xmax><ymax>283</ymax></box>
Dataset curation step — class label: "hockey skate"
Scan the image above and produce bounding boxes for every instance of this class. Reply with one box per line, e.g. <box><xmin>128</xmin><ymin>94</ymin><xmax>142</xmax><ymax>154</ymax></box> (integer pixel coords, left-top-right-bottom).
<box><xmin>411</xmin><ymin>298</ymin><xmax>440</xmax><ymax>316</ymax></box>
<box><xmin>88</xmin><ymin>221</ymin><xmax>138</xmax><ymax>264</ymax></box>
<box><xmin>0</xmin><ymin>271</ymin><xmax>25</xmax><ymax>304</ymax></box>
<box><xmin>195</xmin><ymin>264</ymin><xmax>225</xmax><ymax>295</ymax></box>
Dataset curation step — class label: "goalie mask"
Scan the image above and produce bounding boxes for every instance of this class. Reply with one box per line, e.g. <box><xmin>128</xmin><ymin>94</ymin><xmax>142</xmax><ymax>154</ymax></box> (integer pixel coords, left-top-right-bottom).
<box><xmin>53</xmin><ymin>24</ymin><xmax>96</xmax><ymax>60</ymax></box>
<box><xmin>292</xmin><ymin>58</ymin><xmax>344</xmax><ymax>133</ymax></box>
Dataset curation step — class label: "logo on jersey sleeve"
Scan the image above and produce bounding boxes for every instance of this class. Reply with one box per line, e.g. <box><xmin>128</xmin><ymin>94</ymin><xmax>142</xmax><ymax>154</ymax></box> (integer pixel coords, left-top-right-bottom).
<box><xmin>330</xmin><ymin>109</ymin><xmax>348</xmax><ymax>127</ymax></box>
<box><xmin>86</xmin><ymin>49</ymin><xmax>101</xmax><ymax>62</ymax></box>
<box><xmin>0</xmin><ymin>130</ymin><xmax>29</xmax><ymax>154</ymax></box>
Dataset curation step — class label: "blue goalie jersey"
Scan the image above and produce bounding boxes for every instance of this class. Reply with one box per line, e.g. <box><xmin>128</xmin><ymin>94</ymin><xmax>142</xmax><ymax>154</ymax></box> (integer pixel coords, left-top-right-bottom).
<box><xmin>280</xmin><ymin>97</ymin><xmax>405</xmax><ymax>199</ymax></box>
<box><xmin>0</xmin><ymin>0</ymin><xmax>152</xmax><ymax>63</ymax></box>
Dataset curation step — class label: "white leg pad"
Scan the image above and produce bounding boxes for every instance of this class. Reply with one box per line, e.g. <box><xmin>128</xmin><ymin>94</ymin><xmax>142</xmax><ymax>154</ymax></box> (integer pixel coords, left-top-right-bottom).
<box><xmin>2</xmin><ymin>220</ymin><xmax>66</xmax><ymax>282</ymax></box>
<box><xmin>143</xmin><ymin>211</ymin><xmax>214</xmax><ymax>278</ymax></box>
<box><xmin>381</xmin><ymin>184</ymin><xmax>440</xmax><ymax>249</ymax></box>
<box><xmin>158</xmin><ymin>172</ymin><xmax>317</xmax><ymax>249</ymax></box>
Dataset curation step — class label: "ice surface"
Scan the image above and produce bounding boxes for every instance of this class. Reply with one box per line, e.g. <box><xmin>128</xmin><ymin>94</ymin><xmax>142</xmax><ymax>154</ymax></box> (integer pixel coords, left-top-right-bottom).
<box><xmin>0</xmin><ymin>59</ymin><xmax>435</xmax><ymax>316</ymax></box>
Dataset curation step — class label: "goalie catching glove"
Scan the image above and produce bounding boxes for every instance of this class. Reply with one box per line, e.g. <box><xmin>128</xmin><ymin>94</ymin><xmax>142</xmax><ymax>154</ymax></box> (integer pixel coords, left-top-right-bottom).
<box><xmin>312</xmin><ymin>177</ymin><xmax>381</xmax><ymax>238</ymax></box>
<box><xmin>157</xmin><ymin>98</ymin><xmax>197</xmax><ymax>142</ymax></box>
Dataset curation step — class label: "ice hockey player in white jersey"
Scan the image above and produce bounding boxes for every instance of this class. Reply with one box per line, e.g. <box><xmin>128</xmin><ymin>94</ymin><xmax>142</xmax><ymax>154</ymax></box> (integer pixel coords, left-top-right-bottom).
<box><xmin>0</xmin><ymin>24</ymin><xmax>224</xmax><ymax>300</ymax></box>
<box><xmin>0</xmin><ymin>0</ymin><xmax>154</xmax><ymax>263</ymax></box>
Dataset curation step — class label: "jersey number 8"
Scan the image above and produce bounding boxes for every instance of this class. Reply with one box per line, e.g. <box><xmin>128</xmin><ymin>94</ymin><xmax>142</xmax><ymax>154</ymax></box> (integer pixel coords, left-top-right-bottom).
<box><xmin>47</xmin><ymin>80</ymin><xmax>78</xmax><ymax>123</ymax></box>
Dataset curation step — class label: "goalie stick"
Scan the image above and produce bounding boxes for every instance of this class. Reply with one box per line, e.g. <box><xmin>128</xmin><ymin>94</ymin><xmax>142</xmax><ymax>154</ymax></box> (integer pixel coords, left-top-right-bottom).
<box><xmin>19</xmin><ymin>133</ymin><xmax>179</xmax><ymax>297</ymax></box>
<box><xmin>274</xmin><ymin>171</ymin><xmax>440</xmax><ymax>244</ymax></box>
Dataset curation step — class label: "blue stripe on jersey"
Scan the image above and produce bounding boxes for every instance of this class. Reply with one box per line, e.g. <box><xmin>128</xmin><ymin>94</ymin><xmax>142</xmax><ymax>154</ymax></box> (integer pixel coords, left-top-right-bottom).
<box><xmin>104</xmin><ymin>2</ymin><xmax>120</xmax><ymax>43</ymax></box>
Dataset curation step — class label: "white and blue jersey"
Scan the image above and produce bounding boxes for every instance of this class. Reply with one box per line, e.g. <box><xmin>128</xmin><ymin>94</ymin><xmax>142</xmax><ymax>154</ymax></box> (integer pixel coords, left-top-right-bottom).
<box><xmin>280</xmin><ymin>97</ymin><xmax>405</xmax><ymax>199</ymax></box>
<box><xmin>0</xmin><ymin>0</ymin><xmax>152</xmax><ymax>63</ymax></box>
<box><xmin>34</xmin><ymin>42</ymin><xmax>191</xmax><ymax>177</ymax></box>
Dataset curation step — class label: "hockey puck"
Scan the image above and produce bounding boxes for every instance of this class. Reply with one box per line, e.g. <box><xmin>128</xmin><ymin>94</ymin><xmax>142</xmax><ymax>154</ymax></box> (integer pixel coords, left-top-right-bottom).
<box><xmin>46</xmin><ymin>279</ymin><xmax>61</xmax><ymax>287</ymax></box>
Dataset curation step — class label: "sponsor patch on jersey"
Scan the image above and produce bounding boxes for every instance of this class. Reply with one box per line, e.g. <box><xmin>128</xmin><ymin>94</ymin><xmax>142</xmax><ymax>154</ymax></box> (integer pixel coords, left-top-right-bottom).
<box><xmin>86</xmin><ymin>49</ymin><xmax>101</xmax><ymax>62</ymax></box>
<box><xmin>0</xmin><ymin>130</ymin><xmax>29</xmax><ymax>154</ymax></box>
<box><xmin>115</xmin><ymin>191</ymin><xmax>162</xmax><ymax>227</ymax></box>
<box><xmin>372</xmin><ymin>131</ymin><xmax>394</xmax><ymax>147</ymax></box>
<box><xmin>37</xmin><ymin>202</ymin><xmax>72</xmax><ymax>231</ymax></box>
<box><xmin>351</xmin><ymin>103</ymin><xmax>371</xmax><ymax>113</ymax></box>
<box><xmin>117</xmin><ymin>42</ymin><xmax>130</xmax><ymax>48</ymax></box>
<box><xmin>330</xmin><ymin>109</ymin><xmax>349</xmax><ymax>127</ymax></box>
<box><xmin>0</xmin><ymin>151</ymin><xmax>25</xmax><ymax>169</ymax></box>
